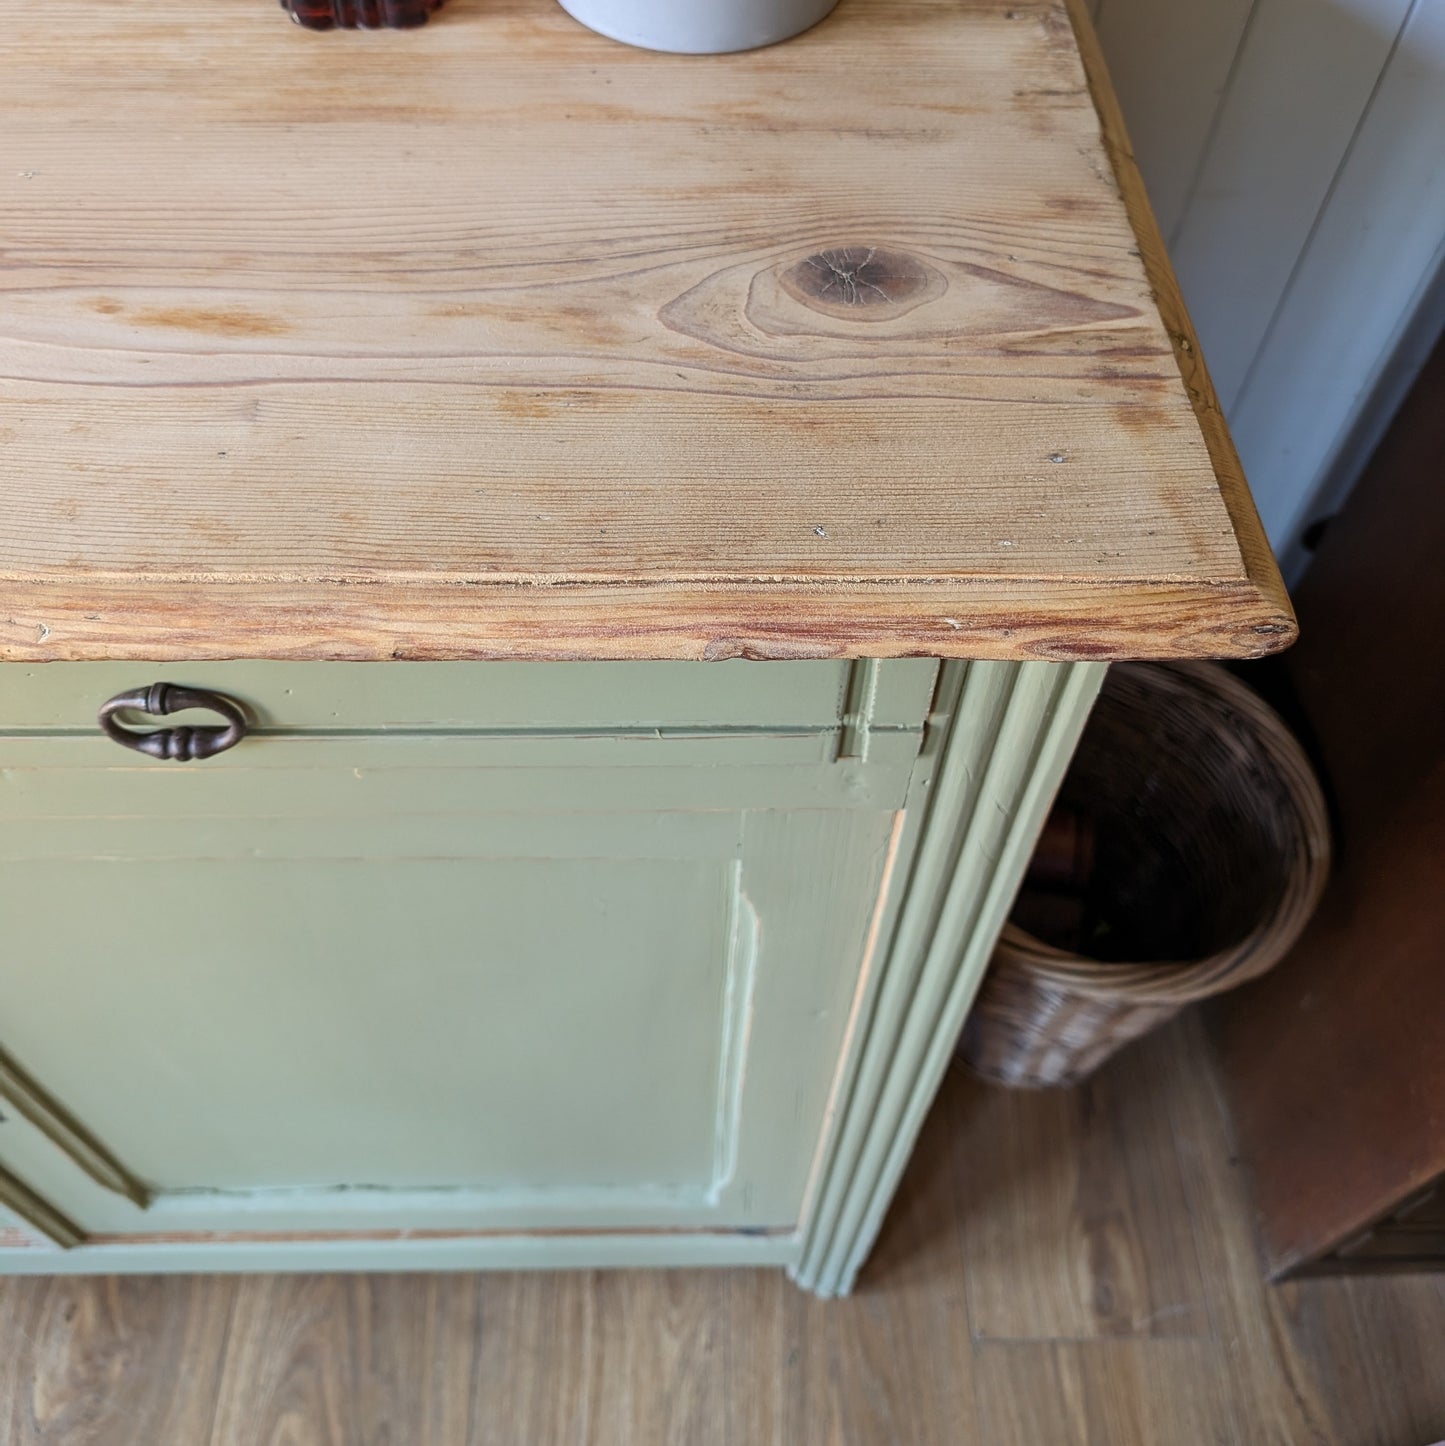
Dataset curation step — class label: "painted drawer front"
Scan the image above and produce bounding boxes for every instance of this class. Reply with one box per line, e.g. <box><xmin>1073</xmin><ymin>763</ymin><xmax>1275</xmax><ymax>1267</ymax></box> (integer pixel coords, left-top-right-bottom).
<box><xmin>0</xmin><ymin>659</ymin><xmax>939</xmax><ymax>735</ymax></box>
<box><xmin>0</xmin><ymin>723</ymin><xmax>916</xmax><ymax>1247</ymax></box>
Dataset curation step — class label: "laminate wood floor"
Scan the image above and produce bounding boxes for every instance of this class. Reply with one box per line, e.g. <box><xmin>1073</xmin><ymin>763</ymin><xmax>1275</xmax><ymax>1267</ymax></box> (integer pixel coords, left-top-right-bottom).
<box><xmin>1</xmin><ymin>1014</ymin><xmax>1441</xmax><ymax>1446</ymax></box>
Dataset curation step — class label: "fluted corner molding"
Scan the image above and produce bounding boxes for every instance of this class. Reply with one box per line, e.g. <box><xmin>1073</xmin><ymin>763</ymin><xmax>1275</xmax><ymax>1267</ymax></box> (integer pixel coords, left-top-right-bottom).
<box><xmin>792</xmin><ymin>660</ymin><xmax>1107</xmax><ymax>1296</ymax></box>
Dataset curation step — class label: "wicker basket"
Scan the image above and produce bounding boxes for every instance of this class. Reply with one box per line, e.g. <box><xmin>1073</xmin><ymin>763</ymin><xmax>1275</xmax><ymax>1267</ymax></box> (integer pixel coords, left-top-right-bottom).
<box><xmin>959</xmin><ymin>662</ymin><xmax>1331</xmax><ymax>1088</ymax></box>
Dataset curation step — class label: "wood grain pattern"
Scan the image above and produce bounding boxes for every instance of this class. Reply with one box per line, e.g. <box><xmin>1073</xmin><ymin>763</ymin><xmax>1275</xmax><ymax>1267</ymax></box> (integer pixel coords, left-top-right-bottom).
<box><xmin>1156</xmin><ymin>1021</ymin><xmax>1343</xmax><ymax>1445</ymax></box>
<box><xmin>973</xmin><ymin>1339</ymin><xmax>1242</xmax><ymax>1445</ymax></box>
<box><xmin>957</xmin><ymin>1022</ymin><xmax>1217</xmax><ymax>1339</ymax></box>
<box><xmin>1062</xmin><ymin>0</ymin><xmax>1294</xmax><ymax>636</ymax></box>
<box><xmin>0</xmin><ymin>1276</ymin><xmax>233</xmax><ymax>1445</ymax></box>
<box><xmin>1</xmin><ymin>1017</ymin><xmax>1444</xmax><ymax>1444</ymax></box>
<box><xmin>1280</xmin><ymin>1275</ymin><xmax>1445</xmax><ymax>1446</ymax></box>
<box><xmin>0</xmin><ymin>0</ymin><xmax>1291</xmax><ymax>662</ymax></box>
<box><xmin>0</xmin><ymin>576</ymin><xmax>1292</xmax><ymax>662</ymax></box>
<box><xmin>208</xmin><ymin>1276</ymin><xmax>449</xmax><ymax>1446</ymax></box>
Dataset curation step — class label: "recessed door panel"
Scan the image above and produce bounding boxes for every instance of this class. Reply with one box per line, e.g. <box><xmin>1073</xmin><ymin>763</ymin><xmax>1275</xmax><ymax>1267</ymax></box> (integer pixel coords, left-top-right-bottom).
<box><xmin>0</xmin><ymin>728</ymin><xmax>910</xmax><ymax>1243</ymax></box>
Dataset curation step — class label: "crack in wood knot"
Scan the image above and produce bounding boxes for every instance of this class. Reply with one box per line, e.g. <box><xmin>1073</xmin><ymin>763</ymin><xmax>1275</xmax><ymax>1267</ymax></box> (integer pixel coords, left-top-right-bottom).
<box><xmin>778</xmin><ymin>245</ymin><xmax>944</xmax><ymax>321</ymax></box>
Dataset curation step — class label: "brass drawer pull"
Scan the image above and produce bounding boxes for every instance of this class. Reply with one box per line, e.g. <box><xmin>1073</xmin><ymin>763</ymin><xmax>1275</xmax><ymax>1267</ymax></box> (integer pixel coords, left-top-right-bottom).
<box><xmin>97</xmin><ymin>683</ymin><xmax>249</xmax><ymax>761</ymax></box>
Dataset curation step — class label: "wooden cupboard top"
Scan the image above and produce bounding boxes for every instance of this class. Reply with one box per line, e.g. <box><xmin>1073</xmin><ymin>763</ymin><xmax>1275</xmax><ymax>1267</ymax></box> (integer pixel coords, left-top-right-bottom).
<box><xmin>0</xmin><ymin>0</ymin><xmax>1293</xmax><ymax>663</ymax></box>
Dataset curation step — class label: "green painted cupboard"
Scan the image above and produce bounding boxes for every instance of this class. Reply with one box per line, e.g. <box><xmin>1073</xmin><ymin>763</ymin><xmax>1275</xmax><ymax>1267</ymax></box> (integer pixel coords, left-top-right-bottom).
<box><xmin>0</xmin><ymin>659</ymin><xmax>1102</xmax><ymax>1293</ymax></box>
<box><xmin>0</xmin><ymin>0</ymin><xmax>1292</xmax><ymax>1293</ymax></box>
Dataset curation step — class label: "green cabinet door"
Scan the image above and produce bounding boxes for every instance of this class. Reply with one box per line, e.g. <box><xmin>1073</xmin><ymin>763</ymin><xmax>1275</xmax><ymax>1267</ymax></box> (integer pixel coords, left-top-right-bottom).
<box><xmin>0</xmin><ymin>662</ymin><xmax>935</xmax><ymax>1269</ymax></box>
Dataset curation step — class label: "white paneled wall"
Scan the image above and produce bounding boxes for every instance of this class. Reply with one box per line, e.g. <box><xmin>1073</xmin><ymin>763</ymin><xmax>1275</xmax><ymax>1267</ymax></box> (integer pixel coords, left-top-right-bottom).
<box><xmin>1091</xmin><ymin>0</ymin><xmax>1445</xmax><ymax>580</ymax></box>
<box><xmin>1091</xmin><ymin>0</ymin><xmax>1255</xmax><ymax>241</ymax></box>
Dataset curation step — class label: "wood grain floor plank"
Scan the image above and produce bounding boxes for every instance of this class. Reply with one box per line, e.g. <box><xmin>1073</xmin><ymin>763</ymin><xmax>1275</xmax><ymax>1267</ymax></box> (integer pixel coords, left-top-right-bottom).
<box><xmin>974</xmin><ymin>1338</ymin><xmax>1243</xmax><ymax>1446</ymax></box>
<box><xmin>1155</xmin><ymin>1014</ymin><xmax>1445</xmax><ymax>1446</ymax></box>
<box><xmin>208</xmin><ymin>1273</ymin><xmax>486</xmax><ymax>1446</ymax></box>
<box><xmin>814</xmin><ymin>1076</ymin><xmax>979</xmax><ymax>1446</ymax></box>
<box><xmin>1159</xmin><ymin>1022</ymin><xmax>1341</xmax><ymax>1445</ymax></box>
<box><xmin>1264</xmin><ymin>1275</ymin><xmax>1445</xmax><ymax>1446</ymax></box>
<box><xmin>209</xmin><ymin>1276</ymin><xmax>355</xmax><ymax>1446</ymax></box>
<box><xmin>955</xmin><ymin>1028</ymin><xmax>1215</xmax><ymax>1339</ymax></box>
<box><xmin>0</xmin><ymin>1276</ymin><xmax>232</xmax><ymax>1446</ymax></box>
<box><xmin>466</xmin><ymin>1271</ymin><xmax>601</xmax><ymax>1446</ymax></box>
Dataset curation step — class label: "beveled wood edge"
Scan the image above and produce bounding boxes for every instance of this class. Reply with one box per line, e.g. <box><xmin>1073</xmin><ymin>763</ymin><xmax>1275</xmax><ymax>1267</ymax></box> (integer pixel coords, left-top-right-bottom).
<box><xmin>0</xmin><ymin>1164</ymin><xmax>86</xmax><ymax>1250</ymax></box>
<box><xmin>0</xmin><ymin>1048</ymin><xmax>152</xmax><ymax>1211</ymax></box>
<box><xmin>1062</xmin><ymin>0</ymin><xmax>1298</xmax><ymax>646</ymax></box>
<box><xmin>0</xmin><ymin>576</ymin><xmax>1297</xmax><ymax>665</ymax></box>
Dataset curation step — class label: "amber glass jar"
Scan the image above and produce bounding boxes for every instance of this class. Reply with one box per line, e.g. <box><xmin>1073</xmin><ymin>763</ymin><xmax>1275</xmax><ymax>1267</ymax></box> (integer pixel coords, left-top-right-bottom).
<box><xmin>281</xmin><ymin>0</ymin><xmax>444</xmax><ymax>28</ymax></box>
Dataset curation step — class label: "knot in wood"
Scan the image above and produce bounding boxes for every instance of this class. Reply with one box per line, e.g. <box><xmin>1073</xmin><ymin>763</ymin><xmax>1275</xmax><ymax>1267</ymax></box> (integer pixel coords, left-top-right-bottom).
<box><xmin>779</xmin><ymin>246</ymin><xmax>941</xmax><ymax>321</ymax></box>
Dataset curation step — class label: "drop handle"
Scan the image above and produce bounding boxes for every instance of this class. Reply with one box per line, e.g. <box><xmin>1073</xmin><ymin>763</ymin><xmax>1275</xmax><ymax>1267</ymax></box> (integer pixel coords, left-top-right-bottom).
<box><xmin>97</xmin><ymin>683</ymin><xmax>249</xmax><ymax>761</ymax></box>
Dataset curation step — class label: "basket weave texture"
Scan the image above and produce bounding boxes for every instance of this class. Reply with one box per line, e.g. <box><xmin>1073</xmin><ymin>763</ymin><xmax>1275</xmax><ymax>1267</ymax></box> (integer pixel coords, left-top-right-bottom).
<box><xmin>960</xmin><ymin>662</ymin><xmax>1331</xmax><ymax>1088</ymax></box>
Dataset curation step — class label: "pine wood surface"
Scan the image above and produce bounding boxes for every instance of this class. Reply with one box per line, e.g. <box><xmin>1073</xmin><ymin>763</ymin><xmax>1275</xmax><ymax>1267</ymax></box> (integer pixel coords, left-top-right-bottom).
<box><xmin>0</xmin><ymin>0</ymin><xmax>1291</xmax><ymax>662</ymax></box>
<box><xmin>0</xmin><ymin>1015</ymin><xmax>1439</xmax><ymax>1446</ymax></box>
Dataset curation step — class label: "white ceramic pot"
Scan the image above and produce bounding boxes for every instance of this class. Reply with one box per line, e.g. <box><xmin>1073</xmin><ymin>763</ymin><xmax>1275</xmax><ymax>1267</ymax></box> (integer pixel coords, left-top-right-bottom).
<box><xmin>557</xmin><ymin>0</ymin><xmax>840</xmax><ymax>53</ymax></box>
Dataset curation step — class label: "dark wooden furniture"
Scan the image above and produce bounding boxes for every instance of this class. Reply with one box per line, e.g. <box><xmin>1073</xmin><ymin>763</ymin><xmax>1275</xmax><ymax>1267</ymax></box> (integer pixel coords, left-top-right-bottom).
<box><xmin>1212</xmin><ymin>331</ymin><xmax>1445</xmax><ymax>1277</ymax></box>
